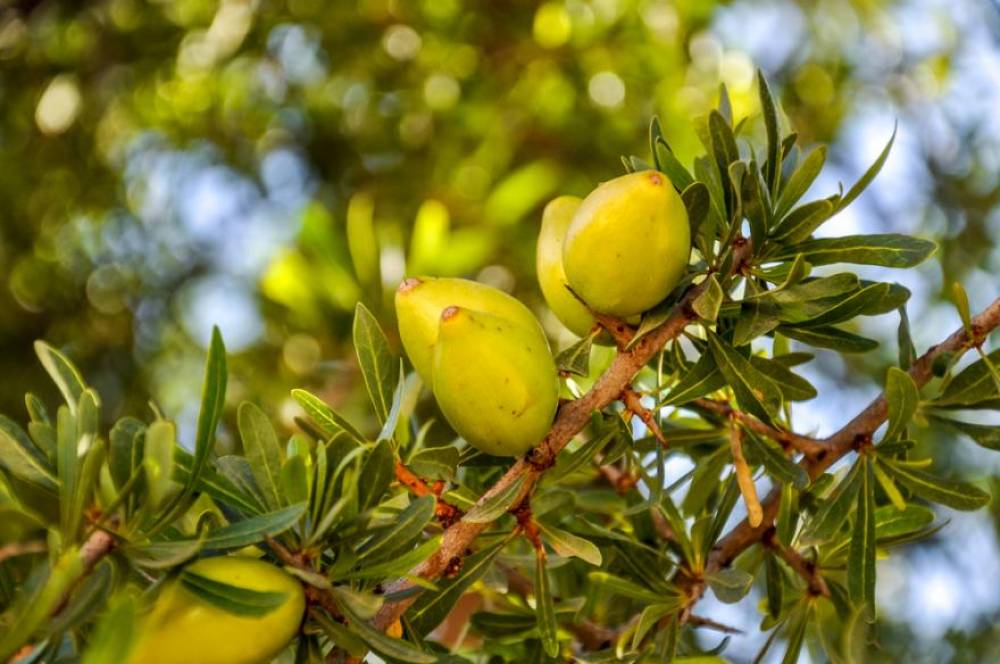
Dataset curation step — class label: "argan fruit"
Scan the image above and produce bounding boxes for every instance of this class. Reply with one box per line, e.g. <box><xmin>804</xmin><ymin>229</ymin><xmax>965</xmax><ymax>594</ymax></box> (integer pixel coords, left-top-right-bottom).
<box><xmin>129</xmin><ymin>556</ymin><xmax>305</xmax><ymax>664</ymax></box>
<box><xmin>536</xmin><ymin>195</ymin><xmax>597</xmax><ymax>337</ymax></box>
<box><xmin>563</xmin><ymin>170</ymin><xmax>690</xmax><ymax>318</ymax></box>
<box><xmin>395</xmin><ymin>276</ymin><xmax>544</xmax><ymax>384</ymax></box>
<box><xmin>431</xmin><ymin>306</ymin><xmax>558</xmax><ymax>456</ymax></box>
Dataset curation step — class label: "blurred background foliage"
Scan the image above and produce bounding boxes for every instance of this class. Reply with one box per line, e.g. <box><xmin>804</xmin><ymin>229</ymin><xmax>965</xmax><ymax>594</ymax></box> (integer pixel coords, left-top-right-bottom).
<box><xmin>0</xmin><ymin>0</ymin><xmax>997</xmax><ymax>659</ymax></box>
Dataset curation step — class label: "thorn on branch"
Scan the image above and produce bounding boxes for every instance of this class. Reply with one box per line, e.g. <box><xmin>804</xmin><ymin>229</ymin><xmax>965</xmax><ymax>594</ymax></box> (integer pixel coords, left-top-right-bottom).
<box><xmin>622</xmin><ymin>387</ymin><xmax>669</xmax><ymax>449</ymax></box>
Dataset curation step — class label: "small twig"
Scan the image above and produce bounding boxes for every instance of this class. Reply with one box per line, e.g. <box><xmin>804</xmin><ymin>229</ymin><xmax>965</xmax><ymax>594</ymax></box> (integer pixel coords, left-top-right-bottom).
<box><xmin>729</xmin><ymin>423</ymin><xmax>762</xmax><ymax>528</ymax></box>
<box><xmin>694</xmin><ymin>398</ymin><xmax>824</xmax><ymax>457</ymax></box>
<box><xmin>0</xmin><ymin>541</ymin><xmax>46</xmax><ymax>565</ymax></box>
<box><xmin>512</xmin><ymin>498</ymin><xmax>543</xmax><ymax>552</ymax></box>
<box><xmin>394</xmin><ymin>460</ymin><xmax>463</xmax><ymax>527</ymax></box>
<box><xmin>762</xmin><ymin>528</ymin><xmax>829</xmax><ymax>597</ymax></box>
<box><xmin>689</xmin><ymin>614</ymin><xmax>745</xmax><ymax>635</ymax></box>
<box><xmin>622</xmin><ymin>387</ymin><xmax>669</xmax><ymax>449</ymax></box>
<box><xmin>597</xmin><ymin>461</ymin><xmax>637</xmax><ymax>495</ymax></box>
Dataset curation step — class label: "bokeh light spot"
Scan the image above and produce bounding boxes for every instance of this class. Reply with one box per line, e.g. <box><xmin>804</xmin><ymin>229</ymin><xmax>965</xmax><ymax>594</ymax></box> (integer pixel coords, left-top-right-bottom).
<box><xmin>533</xmin><ymin>3</ymin><xmax>572</xmax><ymax>49</ymax></box>
<box><xmin>35</xmin><ymin>75</ymin><xmax>82</xmax><ymax>135</ymax></box>
<box><xmin>588</xmin><ymin>71</ymin><xmax>625</xmax><ymax>108</ymax></box>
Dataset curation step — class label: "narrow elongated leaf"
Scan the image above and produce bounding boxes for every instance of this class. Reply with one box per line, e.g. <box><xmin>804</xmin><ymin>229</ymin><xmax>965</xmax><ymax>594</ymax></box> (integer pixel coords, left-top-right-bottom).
<box><xmin>174</xmin><ymin>448</ymin><xmax>265</xmax><ymax>516</ymax></box>
<box><xmin>464</xmin><ymin>474</ymin><xmax>528</xmax><ymax>523</ymax></box>
<box><xmin>881</xmin><ymin>461</ymin><xmax>990</xmax><ymax>510</ymax></box>
<box><xmin>835</xmin><ymin>125</ymin><xmax>896</xmax><ymax>212</ymax></box>
<box><xmin>139</xmin><ymin>504</ymin><xmax>305</xmax><ymax>557</ymax></box>
<box><xmin>770</xmin><ymin>198</ymin><xmax>834</xmax><ymax>243</ymax></box>
<box><xmin>898</xmin><ymin>306</ymin><xmax>917</xmax><ymax>370</ymax></box>
<box><xmin>337</xmin><ymin>536</ymin><xmax>442</xmax><ymax>581</ymax></box>
<box><xmin>872</xmin><ymin>458</ymin><xmax>906</xmax><ymax>511</ymax></box>
<box><xmin>547</xmin><ymin>428</ymin><xmax>617</xmax><ymax>481</ymax></box>
<box><xmin>291</xmin><ymin>389</ymin><xmax>365</xmax><ymax>444</ymax></box>
<box><xmin>693</xmin><ymin>274</ymin><xmax>723</xmax><ymax>322</ymax></box>
<box><xmin>538</xmin><ymin>523</ymin><xmax>602</xmax><ymax>565</ymax></box>
<box><xmin>681</xmin><ymin>181</ymin><xmax>711</xmax><ymax>237</ymax></box>
<box><xmin>748</xmin><ymin>356</ymin><xmax>817</xmax><ymax>402</ymax></box>
<box><xmin>765</xmin><ymin>553</ymin><xmax>783</xmax><ymax>619</ymax></box>
<box><xmin>874</xmin><ymin>504</ymin><xmax>935</xmax><ymax>540</ymax></box>
<box><xmin>706</xmin><ymin>330</ymin><xmax>783</xmax><ymax>425</ymax></box>
<box><xmin>0</xmin><ymin>415</ymin><xmax>57</xmax><ymax>489</ymax></box>
<box><xmin>311</xmin><ymin>609</ymin><xmax>368</xmax><ymax>658</ymax></box>
<box><xmin>884</xmin><ymin>368</ymin><xmax>918</xmax><ymax>443</ymax></box>
<box><xmin>359</xmin><ymin>439</ymin><xmax>394</xmax><ymax>511</ymax></box>
<box><xmin>555</xmin><ymin>333</ymin><xmax>593</xmax><ymax>377</ymax></box>
<box><xmin>238</xmin><ymin>402</ymin><xmax>284</xmax><ymax>510</ymax></box>
<box><xmin>144</xmin><ymin>420</ymin><xmax>177</xmax><ymax>508</ymax></box>
<box><xmin>180</xmin><ymin>571</ymin><xmax>288</xmax><ymax>617</ymax></box>
<box><xmin>778</xmin><ymin>325</ymin><xmax>878</xmax><ymax>353</ymax></box>
<box><xmin>109</xmin><ymin>416</ymin><xmax>144</xmax><ymax>492</ymax></box>
<box><xmin>758</xmin><ymin>70</ymin><xmax>781</xmax><ymax>192</ymax></box>
<box><xmin>656</xmin><ymin>138</ymin><xmax>695</xmax><ymax>192</ymax></box>
<box><xmin>633</xmin><ymin>603</ymin><xmax>680</xmax><ymax>650</ymax></box>
<box><xmin>409</xmin><ymin>537</ymin><xmax>509</xmax><ymax>635</ymax></box>
<box><xmin>929</xmin><ymin>414</ymin><xmax>1000</xmax><ymax>451</ymax></box>
<box><xmin>743</xmin><ymin>432</ymin><xmax>808</xmax><ymax>489</ymax></box>
<box><xmin>800</xmin><ymin>461</ymin><xmax>863</xmax><ymax>545</ymax></box>
<box><xmin>769</xmin><ymin>234</ymin><xmax>936</xmax><ymax>268</ymax></box>
<box><xmin>408</xmin><ymin>445</ymin><xmax>460</xmax><ymax>481</ymax></box>
<box><xmin>936</xmin><ymin>349</ymin><xmax>1000</xmax><ymax>407</ymax></box>
<box><xmin>660</xmin><ymin>353</ymin><xmax>726</xmax><ymax>407</ymax></box>
<box><xmin>80</xmin><ymin>594</ymin><xmax>138</xmax><ymax>664</ymax></box>
<box><xmin>741</xmin><ymin>161</ymin><xmax>771</xmax><ymax>247</ymax></box>
<box><xmin>774</xmin><ymin>146</ymin><xmax>826</xmax><ymax>218</ymax></box>
<box><xmin>588</xmin><ymin>572</ymin><xmax>671</xmax><ymax>604</ymax></box>
<box><xmin>849</xmin><ymin>458</ymin><xmax>876</xmax><ymax>617</ymax></box>
<box><xmin>781</xmin><ymin>604</ymin><xmax>810</xmax><ymax>664</ymax></box>
<box><xmin>34</xmin><ymin>341</ymin><xmax>87</xmax><ymax>414</ymax></box>
<box><xmin>535</xmin><ymin>553</ymin><xmax>559</xmax><ymax>657</ymax></box>
<box><xmin>358</xmin><ymin>495</ymin><xmax>435</xmax><ymax>561</ymax></box>
<box><xmin>799</xmin><ymin>283</ymin><xmax>892</xmax><ymax>328</ymax></box>
<box><xmin>353</xmin><ymin>303</ymin><xmax>398</xmax><ymax>424</ymax></box>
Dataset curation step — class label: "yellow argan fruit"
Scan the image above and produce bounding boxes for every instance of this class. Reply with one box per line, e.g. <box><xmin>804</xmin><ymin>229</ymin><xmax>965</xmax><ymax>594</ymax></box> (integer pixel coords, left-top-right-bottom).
<box><xmin>129</xmin><ymin>557</ymin><xmax>305</xmax><ymax>664</ymax></box>
<box><xmin>536</xmin><ymin>196</ymin><xmax>596</xmax><ymax>337</ymax></box>
<box><xmin>432</xmin><ymin>306</ymin><xmax>558</xmax><ymax>456</ymax></box>
<box><xmin>563</xmin><ymin>170</ymin><xmax>690</xmax><ymax>318</ymax></box>
<box><xmin>395</xmin><ymin>276</ymin><xmax>544</xmax><ymax>384</ymax></box>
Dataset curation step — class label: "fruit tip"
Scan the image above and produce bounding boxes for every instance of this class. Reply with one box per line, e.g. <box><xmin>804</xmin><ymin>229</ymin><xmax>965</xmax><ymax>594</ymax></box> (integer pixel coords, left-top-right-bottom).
<box><xmin>440</xmin><ymin>305</ymin><xmax>462</xmax><ymax>322</ymax></box>
<box><xmin>647</xmin><ymin>172</ymin><xmax>664</xmax><ymax>187</ymax></box>
<box><xmin>397</xmin><ymin>277</ymin><xmax>423</xmax><ymax>294</ymax></box>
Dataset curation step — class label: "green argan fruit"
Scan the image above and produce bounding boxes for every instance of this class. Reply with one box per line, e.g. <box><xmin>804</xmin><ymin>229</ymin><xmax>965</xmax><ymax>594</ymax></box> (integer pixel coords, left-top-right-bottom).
<box><xmin>563</xmin><ymin>170</ymin><xmax>690</xmax><ymax>318</ymax></box>
<box><xmin>395</xmin><ymin>276</ymin><xmax>543</xmax><ymax>384</ymax></box>
<box><xmin>431</xmin><ymin>306</ymin><xmax>558</xmax><ymax>456</ymax></box>
<box><xmin>536</xmin><ymin>196</ymin><xmax>596</xmax><ymax>337</ymax></box>
<box><xmin>128</xmin><ymin>556</ymin><xmax>305</xmax><ymax>664</ymax></box>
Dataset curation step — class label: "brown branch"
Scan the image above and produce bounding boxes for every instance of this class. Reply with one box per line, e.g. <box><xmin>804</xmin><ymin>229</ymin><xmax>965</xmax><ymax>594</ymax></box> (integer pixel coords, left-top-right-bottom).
<box><xmin>693</xmin><ymin>398</ymin><xmax>825</xmax><ymax>457</ymax></box>
<box><xmin>695</xmin><ymin>295</ymin><xmax>1000</xmax><ymax>601</ymax></box>
<box><xmin>689</xmin><ymin>614</ymin><xmax>745</xmax><ymax>635</ymax></box>
<box><xmin>371</xmin><ymin>238</ymin><xmax>754</xmax><ymax>631</ymax></box>
<box><xmin>394</xmin><ymin>460</ymin><xmax>463</xmax><ymax>527</ymax></box>
<box><xmin>622</xmin><ymin>387</ymin><xmax>669</xmax><ymax>449</ymax></box>
<box><xmin>762</xmin><ymin>528</ymin><xmax>828</xmax><ymax>597</ymax></box>
<box><xmin>0</xmin><ymin>541</ymin><xmax>46</xmax><ymax>565</ymax></box>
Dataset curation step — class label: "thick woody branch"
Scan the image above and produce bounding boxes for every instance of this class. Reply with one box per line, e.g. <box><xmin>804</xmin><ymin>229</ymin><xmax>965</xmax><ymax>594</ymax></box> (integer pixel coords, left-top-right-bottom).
<box><xmin>372</xmin><ymin>239</ymin><xmax>754</xmax><ymax>630</ymax></box>
<box><xmin>702</xmin><ymin>295</ymin><xmax>1000</xmax><ymax>582</ymax></box>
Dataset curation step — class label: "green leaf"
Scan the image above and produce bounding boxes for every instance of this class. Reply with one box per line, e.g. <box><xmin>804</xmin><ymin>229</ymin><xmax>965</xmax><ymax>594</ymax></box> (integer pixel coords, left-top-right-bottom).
<box><xmin>800</xmin><ymin>461</ymin><xmax>863</xmax><ymax>545</ymax></box>
<box><xmin>781</xmin><ymin>604</ymin><xmax>810</xmax><ymax>664</ymax></box>
<box><xmin>346</xmin><ymin>192</ymin><xmax>381</xmax><ymax>293</ymax></box>
<box><xmin>884</xmin><ymin>367</ymin><xmax>919</xmax><ymax>443</ymax></box>
<box><xmin>555</xmin><ymin>333</ymin><xmax>594</xmax><ymax>377</ymax></box>
<box><xmin>655</xmin><ymin>137</ymin><xmax>695</xmax><ymax>192</ymax></box>
<box><xmin>291</xmin><ymin>389</ymin><xmax>366</xmax><ymax>444</ymax></box>
<box><xmin>109</xmin><ymin>416</ymin><xmax>145</xmax><ymax>493</ymax></box>
<box><xmin>409</xmin><ymin>445</ymin><xmax>460</xmax><ymax>481</ymax></box>
<box><xmin>337</xmin><ymin>535</ymin><xmax>442</xmax><ymax>581</ymax></box>
<box><xmin>743</xmin><ymin>432</ymin><xmax>808</xmax><ymax>489</ymax></box>
<box><xmin>935</xmin><ymin>349</ymin><xmax>1000</xmax><ymax>407</ymax></box>
<box><xmin>770</xmin><ymin>199</ymin><xmax>834</xmax><ymax>243</ymax></box>
<box><xmin>587</xmin><ymin>571</ymin><xmax>672</xmax><ymax>604</ymax></box>
<box><xmin>741</xmin><ymin>161</ymin><xmax>771</xmax><ymax>248</ymax></box>
<box><xmin>174</xmin><ymin>448</ymin><xmax>266</xmax><ymax>516</ymax></box>
<box><xmin>897</xmin><ymin>306</ymin><xmax>917</xmax><ymax>371</ymax></box>
<box><xmin>681</xmin><ymin>181</ymin><xmax>711</xmax><ymax>239</ymax></box>
<box><xmin>464</xmin><ymin>474</ymin><xmax>528</xmax><ymax>523</ymax></box>
<box><xmin>311</xmin><ymin>609</ymin><xmax>368</xmax><ymax>658</ymax></box>
<box><xmin>769</xmin><ymin>234</ymin><xmax>936</xmax><ymax>268</ymax></box>
<box><xmin>336</xmin><ymin>589</ymin><xmax>436</xmax><ymax>664</ymax></box>
<box><xmin>538</xmin><ymin>523</ymin><xmax>602</xmax><ymax>566</ymax></box>
<box><xmin>929</xmin><ymin>414</ymin><xmax>1000</xmax><ymax>451</ymax></box>
<box><xmin>881</xmin><ymin>461</ymin><xmax>990</xmax><ymax>511</ymax></box>
<box><xmin>660</xmin><ymin>353</ymin><xmax>725</xmax><ymax>407</ymax></box>
<box><xmin>797</xmin><ymin>282</ymin><xmax>894</xmax><ymax>328</ymax></box>
<box><xmin>777</xmin><ymin>325</ymin><xmax>878</xmax><ymax>353</ymax></box>
<box><xmin>764</xmin><ymin>553</ymin><xmax>784</xmax><ymax>619</ymax></box>
<box><xmin>180</xmin><ymin>570</ymin><xmax>288</xmax><ymax>618</ymax></box>
<box><xmin>358</xmin><ymin>495</ymin><xmax>435</xmax><ymax>561</ymax></box>
<box><xmin>758</xmin><ymin>70</ymin><xmax>781</xmax><ymax>192</ymax></box>
<box><xmin>409</xmin><ymin>537</ymin><xmax>509</xmax><ymax>635</ymax></box>
<box><xmin>238</xmin><ymin>402</ymin><xmax>285</xmax><ymax>510</ymax></box>
<box><xmin>774</xmin><ymin>146</ymin><xmax>826</xmax><ymax>219</ymax></box>
<box><xmin>748</xmin><ymin>356</ymin><xmax>817</xmax><ymax>402</ymax></box>
<box><xmin>632</xmin><ymin>602</ymin><xmax>680</xmax><ymax>650</ymax></box>
<box><xmin>137</xmin><ymin>503</ymin><xmax>306</xmax><ymax>557</ymax></box>
<box><xmin>849</xmin><ymin>458</ymin><xmax>876</xmax><ymax>617</ymax></box>
<box><xmin>706</xmin><ymin>330</ymin><xmax>783</xmax><ymax>425</ymax></box>
<box><xmin>0</xmin><ymin>415</ymin><xmax>57</xmax><ymax>490</ymax></box>
<box><xmin>547</xmin><ymin>428</ymin><xmax>617</xmax><ymax>482</ymax></box>
<box><xmin>353</xmin><ymin>303</ymin><xmax>399</xmax><ymax>424</ymax></box>
<box><xmin>359</xmin><ymin>439</ymin><xmax>395</xmax><ymax>511</ymax></box>
<box><xmin>143</xmin><ymin>420</ymin><xmax>178</xmax><ymax>509</ymax></box>
<box><xmin>535</xmin><ymin>553</ymin><xmax>559</xmax><ymax>657</ymax></box>
<box><xmin>706</xmin><ymin>566</ymin><xmax>754</xmax><ymax>604</ymax></box>
<box><xmin>34</xmin><ymin>341</ymin><xmax>87</xmax><ymax>414</ymax></box>
<box><xmin>872</xmin><ymin>458</ymin><xmax>906</xmax><ymax>511</ymax></box>
<box><xmin>281</xmin><ymin>454</ymin><xmax>309</xmax><ymax>506</ymax></box>
<box><xmin>874</xmin><ymin>504</ymin><xmax>935</xmax><ymax>540</ymax></box>
<box><xmin>834</xmin><ymin>124</ymin><xmax>896</xmax><ymax>213</ymax></box>
<box><xmin>693</xmin><ymin>275</ymin><xmax>723</xmax><ymax>322</ymax></box>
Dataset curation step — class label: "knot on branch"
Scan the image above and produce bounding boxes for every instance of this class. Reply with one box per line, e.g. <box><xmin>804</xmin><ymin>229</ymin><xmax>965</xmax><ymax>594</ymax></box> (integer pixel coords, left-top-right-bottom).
<box><xmin>524</xmin><ymin>445</ymin><xmax>555</xmax><ymax>472</ymax></box>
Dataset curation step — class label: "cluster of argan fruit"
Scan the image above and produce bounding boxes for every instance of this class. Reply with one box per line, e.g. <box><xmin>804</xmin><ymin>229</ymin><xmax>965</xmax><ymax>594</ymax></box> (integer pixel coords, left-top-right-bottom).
<box><xmin>397</xmin><ymin>170</ymin><xmax>691</xmax><ymax>456</ymax></box>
